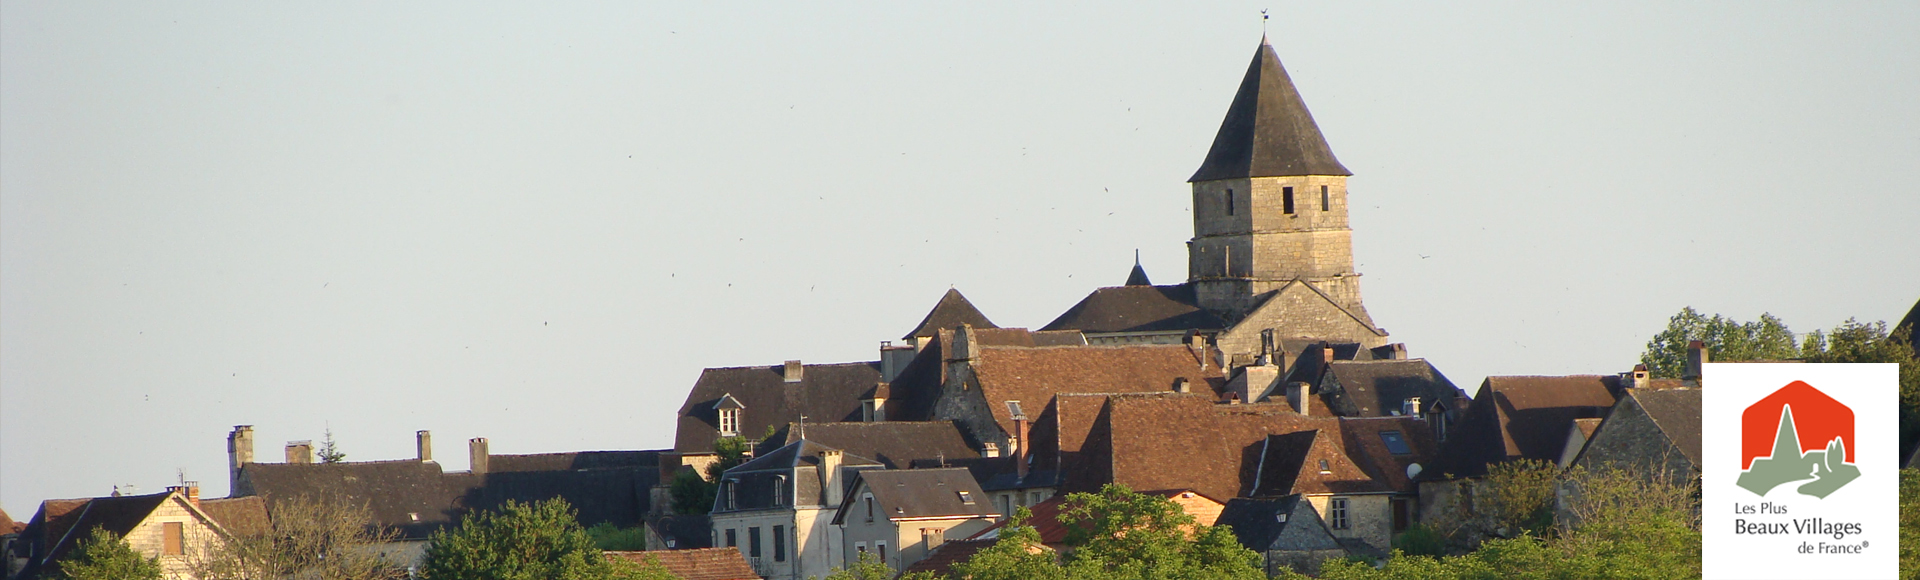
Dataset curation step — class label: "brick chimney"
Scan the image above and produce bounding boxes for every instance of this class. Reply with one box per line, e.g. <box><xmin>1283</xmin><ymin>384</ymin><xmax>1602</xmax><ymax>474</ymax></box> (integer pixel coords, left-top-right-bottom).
<box><xmin>469</xmin><ymin>438</ymin><xmax>489</xmax><ymax>475</ymax></box>
<box><xmin>228</xmin><ymin>425</ymin><xmax>255</xmax><ymax>491</ymax></box>
<box><xmin>1009</xmin><ymin>402</ymin><xmax>1030</xmax><ymax>481</ymax></box>
<box><xmin>168</xmin><ymin>482</ymin><xmax>202</xmax><ymax>508</ymax></box>
<box><xmin>819</xmin><ymin>449</ymin><xmax>845</xmax><ymax>507</ymax></box>
<box><xmin>1685</xmin><ymin>341</ymin><xmax>1710</xmax><ymax>381</ymax></box>
<box><xmin>784</xmin><ymin>360</ymin><xmax>805</xmax><ymax>383</ymax></box>
<box><xmin>417</xmin><ymin>430</ymin><xmax>433</xmax><ymax>462</ymax></box>
<box><xmin>286</xmin><ymin>441</ymin><xmax>313</xmax><ymax>464</ymax></box>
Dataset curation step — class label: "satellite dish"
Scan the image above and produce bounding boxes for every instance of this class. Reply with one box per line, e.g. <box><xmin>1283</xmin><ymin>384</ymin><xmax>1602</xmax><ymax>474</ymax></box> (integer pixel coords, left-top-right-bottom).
<box><xmin>1406</xmin><ymin>463</ymin><xmax>1424</xmax><ymax>479</ymax></box>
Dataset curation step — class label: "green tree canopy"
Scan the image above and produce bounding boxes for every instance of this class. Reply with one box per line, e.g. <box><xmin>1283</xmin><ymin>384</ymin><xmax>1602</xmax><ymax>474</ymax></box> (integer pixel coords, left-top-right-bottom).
<box><xmin>53</xmin><ymin>527</ymin><xmax>163</xmax><ymax>580</ymax></box>
<box><xmin>420</xmin><ymin>498</ymin><xmax>659</xmax><ymax>580</ymax></box>
<box><xmin>950</xmin><ymin>485</ymin><xmax>1263</xmax><ymax>580</ymax></box>
<box><xmin>1640</xmin><ymin>307</ymin><xmax>1799</xmax><ymax>378</ymax></box>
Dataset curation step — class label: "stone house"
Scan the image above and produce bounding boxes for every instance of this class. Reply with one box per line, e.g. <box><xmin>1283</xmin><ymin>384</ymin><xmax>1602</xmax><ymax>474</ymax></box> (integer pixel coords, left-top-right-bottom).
<box><xmin>1565</xmin><ymin>388</ymin><xmax>1702</xmax><ymax>482</ymax></box>
<box><xmin>1215</xmin><ymin>495</ymin><xmax>1348</xmax><ymax>576</ymax></box>
<box><xmin>830</xmin><ymin>468</ymin><xmax>998</xmax><ymax>573</ymax></box>
<box><xmin>709</xmin><ymin>440</ymin><xmax>880</xmax><ymax>580</ymax></box>
<box><xmin>673</xmin><ymin>359</ymin><xmax>883</xmax><ymax>474</ymax></box>
<box><xmin>8</xmin><ymin>487</ymin><xmax>231</xmax><ymax>580</ymax></box>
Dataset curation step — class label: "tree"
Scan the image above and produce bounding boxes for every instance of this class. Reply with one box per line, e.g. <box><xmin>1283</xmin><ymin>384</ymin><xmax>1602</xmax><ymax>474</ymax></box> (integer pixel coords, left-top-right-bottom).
<box><xmin>53</xmin><ymin>528</ymin><xmax>163</xmax><ymax>580</ymax></box>
<box><xmin>1902</xmin><ymin>469</ymin><xmax>1920</xmax><ymax>579</ymax></box>
<box><xmin>420</xmin><ymin>498</ymin><xmax>631</xmax><ymax>580</ymax></box>
<box><xmin>1640</xmin><ymin>307</ymin><xmax>1799</xmax><ymax>378</ymax></box>
<box><xmin>948</xmin><ymin>507</ymin><xmax>1065</xmax><ymax>580</ymax></box>
<box><xmin>670</xmin><ymin>435</ymin><xmax>760</xmax><ymax>515</ymax></box>
<box><xmin>190</xmin><ymin>494</ymin><xmax>405</xmax><ymax>580</ymax></box>
<box><xmin>317</xmin><ymin>428</ymin><xmax>347</xmax><ymax>464</ymax></box>
<box><xmin>586</xmin><ymin>522</ymin><xmax>647</xmax><ymax>551</ymax></box>
<box><xmin>950</xmin><ymin>485</ymin><xmax>1263</xmax><ymax>580</ymax></box>
<box><xmin>819</xmin><ymin>551</ymin><xmax>942</xmax><ymax>580</ymax></box>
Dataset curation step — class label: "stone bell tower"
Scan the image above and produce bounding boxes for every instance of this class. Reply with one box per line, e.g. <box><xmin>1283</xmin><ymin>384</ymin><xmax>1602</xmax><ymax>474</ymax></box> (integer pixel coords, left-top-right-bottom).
<box><xmin>1187</xmin><ymin>37</ymin><xmax>1367</xmax><ymax>322</ymax></box>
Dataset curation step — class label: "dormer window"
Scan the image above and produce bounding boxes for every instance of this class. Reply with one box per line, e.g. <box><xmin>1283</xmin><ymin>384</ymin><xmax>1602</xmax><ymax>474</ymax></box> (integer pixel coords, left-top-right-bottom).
<box><xmin>773</xmin><ymin>475</ymin><xmax>787</xmax><ymax>506</ymax></box>
<box><xmin>719</xmin><ymin>408</ymin><xmax>739</xmax><ymax>437</ymax></box>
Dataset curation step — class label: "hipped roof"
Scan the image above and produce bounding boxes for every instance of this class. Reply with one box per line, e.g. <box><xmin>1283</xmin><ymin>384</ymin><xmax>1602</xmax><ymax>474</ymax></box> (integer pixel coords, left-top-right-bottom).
<box><xmin>1190</xmin><ymin>39</ymin><xmax>1351</xmax><ymax>181</ymax></box>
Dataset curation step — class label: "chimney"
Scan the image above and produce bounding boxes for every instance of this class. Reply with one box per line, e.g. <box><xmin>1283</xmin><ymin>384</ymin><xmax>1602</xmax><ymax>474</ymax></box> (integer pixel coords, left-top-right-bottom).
<box><xmin>1322</xmin><ymin>343</ymin><xmax>1335</xmax><ymax>364</ymax></box>
<box><xmin>1186</xmin><ymin>331</ymin><xmax>1209</xmax><ymax>370</ymax></box>
<box><xmin>1235</xmin><ymin>364</ymin><xmax>1280</xmax><ymax>404</ymax></box>
<box><xmin>880</xmin><ymin>341</ymin><xmax>916</xmax><ymax>383</ymax></box>
<box><xmin>1624</xmin><ymin>364</ymin><xmax>1651</xmax><ymax>390</ymax></box>
<box><xmin>1288</xmin><ymin>382</ymin><xmax>1312</xmax><ymax>415</ymax></box>
<box><xmin>469</xmin><ymin>438</ymin><xmax>490</xmax><ymax>475</ymax></box>
<box><xmin>819</xmin><ymin>449</ymin><xmax>845</xmax><ymax>507</ymax></box>
<box><xmin>949</xmin><ymin>324</ymin><xmax>979</xmax><ymax>362</ymax></box>
<box><xmin>185</xmin><ymin>481</ymin><xmax>200</xmax><ymax>507</ymax></box>
<box><xmin>1010</xmin><ymin>403</ymin><xmax>1030</xmax><ymax>481</ymax></box>
<box><xmin>286</xmin><ymin>441</ymin><xmax>313</xmax><ymax>464</ymax></box>
<box><xmin>784</xmin><ymin>360</ymin><xmax>805</xmax><ymax>383</ymax></box>
<box><xmin>416</xmin><ymin>430</ymin><xmax>433</xmax><ymax>462</ymax></box>
<box><xmin>228</xmin><ymin>425</ymin><xmax>255</xmax><ymax>490</ymax></box>
<box><xmin>1403</xmin><ymin>397</ymin><xmax>1422</xmax><ymax>417</ymax></box>
<box><xmin>1227</xmin><ymin>391</ymin><xmax>1241</xmax><ymax>405</ymax></box>
<box><xmin>1173</xmin><ymin>378</ymin><xmax>1191</xmax><ymax>393</ymax></box>
<box><xmin>1686</xmin><ymin>341</ymin><xmax>1710</xmax><ymax>381</ymax></box>
<box><xmin>1371</xmin><ymin>343</ymin><xmax>1408</xmax><ymax>360</ymax></box>
<box><xmin>982</xmin><ymin>442</ymin><xmax>1000</xmax><ymax>458</ymax></box>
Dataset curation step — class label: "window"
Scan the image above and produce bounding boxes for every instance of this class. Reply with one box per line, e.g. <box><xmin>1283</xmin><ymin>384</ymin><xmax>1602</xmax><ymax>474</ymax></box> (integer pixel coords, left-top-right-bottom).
<box><xmin>773</xmin><ymin>476</ymin><xmax>786</xmax><ymax>506</ymax></box>
<box><xmin>1321</xmin><ymin>185</ymin><xmax>1330</xmax><ymax>211</ymax></box>
<box><xmin>957</xmin><ymin>491</ymin><xmax>974</xmax><ymax>505</ymax></box>
<box><xmin>1225</xmin><ymin>188</ymin><xmax>1235</xmax><ymax>215</ymax></box>
<box><xmin>1392</xmin><ymin>498</ymin><xmax>1411</xmax><ymax>532</ymax></box>
<box><xmin>1027</xmin><ymin>491</ymin><xmax>1042</xmax><ymax>506</ymax></box>
<box><xmin>748</xmin><ymin>527</ymin><xmax>762</xmax><ymax>559</ymax></box>
<box><xmin>718</xmin><ymin>408</ymin><xmax>740</xmax><ymax>437</ymax></box>
<box><xmin>726</xmin><ymin>528</ymin><xmax>738</xmax><ymax>548</ymax></box>
<box><xmin>1329</xmin><ymin>497</ymin><xmax>1350</xmax><ymax>530</ymax></box>
<box><xmin>163</xmin><ymin>522</ymin><xmax>184</xmax><ymax>555</ymax></box>
<box><xmin>865</xmin><ymin>493</ymin><xmax>875</xmax><ymax>523</ymax></box>
<box><xmin>923</xmin><ymin>527</ymin><xmax>945</xmax><ymax>549</ymax></box>
<box><xmin>862</xmin><ymin>401</ymin><xmax>876</xmax><ymax>422</ymax></box>
<box><xmin>876</xmin><ymin>541</ymin><xmax>889</xmax><ymax>568</ymax></box>
<box><xmin>1283</xmin><ymin>187</ymin><xmax>1295</xmax><ymax>214</ymax></box>
<box><xmin>725</xmin><ymin>481</ymin><xmax>737</xmax><ymax>511</ymax></box>
<box><xmin>855</xmin><ymin>541</ymin><xmax>867</xmax><ymax>554</ymax></box>
<box><xmin>1379</xmin><ymin>431</ymin><xmax>1412</xmax><ymax>455</ymax></box>
<box><xmin>773</xmin><ymin>525</ymin><xmax>787</xmax><ymax>561</ymax></box>
<box><xmin>996</xmin><ymin>495</ymin><xmax>1012</xmax><ymax>517</ymax></box>
<box><xmin>1318</xmin><ymin>459</ymin><xmax>1331</xmax><ymax>473</ymax></box>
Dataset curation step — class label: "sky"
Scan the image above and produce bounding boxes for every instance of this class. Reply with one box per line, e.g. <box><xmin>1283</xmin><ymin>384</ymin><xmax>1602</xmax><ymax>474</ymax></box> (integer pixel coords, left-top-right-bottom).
<box><xmin>4</xmin><ymin>2</ymin><xmax>1916</xmax><ymax>516</ymax></box>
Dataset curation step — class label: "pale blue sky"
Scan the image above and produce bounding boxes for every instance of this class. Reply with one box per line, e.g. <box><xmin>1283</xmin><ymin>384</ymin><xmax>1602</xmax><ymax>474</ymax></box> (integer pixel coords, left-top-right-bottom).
<box><xmin>4</xmin><ymin>2</ymin><xmax>1916</xmax><ymax>515</ymax></box>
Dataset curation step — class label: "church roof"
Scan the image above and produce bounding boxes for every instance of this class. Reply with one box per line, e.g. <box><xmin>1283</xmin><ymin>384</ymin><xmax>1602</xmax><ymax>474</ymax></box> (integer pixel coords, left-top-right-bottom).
<box><xmin>1126</xmin><ymin>263</ymin><xmax>1152</xmax><ymax>286</ymax></box>
<box><xmin>1189</xmin><ymin>39</ymin><xmax>1351</xmax><ymax>181</ymax></box>
<box><xmin>904</xmin><ymin>289</ymin><xmax>998</xmax><ymax>340</ymax></box>
<box><xmin>1041</xmin><ymin>284</ymin><xmax>1228</xmax><ymax>333</ymax></box>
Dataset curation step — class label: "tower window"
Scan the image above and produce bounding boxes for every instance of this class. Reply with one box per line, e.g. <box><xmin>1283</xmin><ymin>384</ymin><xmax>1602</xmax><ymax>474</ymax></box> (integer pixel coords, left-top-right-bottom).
<box><xmin>1283</xmin><ymin>187</ymin><xmax>1295</xmax><ymax>214</ymax></box>
<box><xmin>1321</xmin><ymin>185</ymin><xmax>1330</xmax><ymax>211</ymax></box>
<box><xmin>1225</xmin><ymin>189</ymin><xmax>1235</xmax><ymax>216</ymax></box>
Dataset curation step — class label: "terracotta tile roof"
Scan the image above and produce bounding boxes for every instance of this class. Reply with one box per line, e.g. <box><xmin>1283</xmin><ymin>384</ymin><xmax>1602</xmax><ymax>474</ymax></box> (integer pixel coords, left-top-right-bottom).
<box><xmin>1040</xmin><ymin>284</ymin><xmax>1229</xmax><ymax>333</ymax></box>
<box><xmin>1424</xmin><ymin>376</ymin><xmax>1618</xmax><ymax>479</ymax></box>
<box><xmin>197</xmin><ymin>496</ymin><xmax>270</xmax><ymax>537</ymax></box>
<box><xmin>1096</xmin><ymin>395</ymin><xmax>1384</xmax><ymax>501</ymax></box>
<box><xmin>0</xmin><ymin>507</ymin><xmax>17</xmax><ymax>534</ymax></box>
<box><xmin>882</xmin><ymin>327</ymin><xmax>1073</xmax><ymax>423</ymax></box>
<box><xmin>903</xmin><ymin>288</ymin><xmax>999</xmax><ymax>340</ymax></box>
<box><xmin>607</xmin><ymin>547</ymin><xmax>761</xmax><ymax>580</ymax></box>
<box><xmin>1337</xmin><ymin>416</ymin><xmax>1439</xmax><ymax>492</ymax></box>
<box><xmin>674</xmin><ymin>361</ymin><xmax>882</xmax><ymax>454</ymax></box>
<box><xmin>971</xmin><ymin>345</ymin><xmax>1224</xmax><ymax>442</ymax></box>
<box><xmin>1572</xmin><ymin>418</ymin><xmax>1604</xmax><ymax>440</ymax></box>
<box><xmin>903</xmin><ymin>538</ymin><xmax>995</xmax><ymax>577</ymax></box>
<box><xmin>767</xmin><ymin>421</ymin><xmax>977</xmax><ymax>470</ymax></box>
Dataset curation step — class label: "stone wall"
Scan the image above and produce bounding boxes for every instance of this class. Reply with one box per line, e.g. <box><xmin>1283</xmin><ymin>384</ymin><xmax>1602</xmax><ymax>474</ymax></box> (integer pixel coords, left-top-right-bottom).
<box><xmin>1303</xmin><ymin>493</ymin><xmax>1397</xmax><ymax>555</ymax></box>
<box><xmin>124</xmin><ymin>497</ymin><xmax>221</xmax><ymax>579</ymax></box>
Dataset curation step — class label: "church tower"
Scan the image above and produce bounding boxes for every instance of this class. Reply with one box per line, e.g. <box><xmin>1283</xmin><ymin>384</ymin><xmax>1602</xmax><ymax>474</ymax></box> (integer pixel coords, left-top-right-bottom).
<box><xmin>1187</xmin><ymin>37</ymin><xmax>1367</xmax><ymax>322</ymax></box>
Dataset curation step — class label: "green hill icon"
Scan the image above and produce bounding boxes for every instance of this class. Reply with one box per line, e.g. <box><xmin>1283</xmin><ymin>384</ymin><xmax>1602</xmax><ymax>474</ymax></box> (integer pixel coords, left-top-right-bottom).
<box><xmin>1737</xmin><ymin>404</ymin><xmax>1860</xmax><ymax>498</ymax></box>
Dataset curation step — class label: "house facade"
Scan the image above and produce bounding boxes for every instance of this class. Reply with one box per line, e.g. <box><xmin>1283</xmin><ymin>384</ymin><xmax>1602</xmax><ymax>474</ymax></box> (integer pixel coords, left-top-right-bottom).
<box><xmin>831</xmin><ymin>468</ymin><xmax>998</xmax><ymax>573</ymax></box>
<box><xmin>9</xmin><ymin>487</ymin><xmax>229</xmax><ymax>580</ymax></box>
<box><xmin>709</xmin><ymin>441</ymin><xmax>880</xmax><ymax>580</ymax></box>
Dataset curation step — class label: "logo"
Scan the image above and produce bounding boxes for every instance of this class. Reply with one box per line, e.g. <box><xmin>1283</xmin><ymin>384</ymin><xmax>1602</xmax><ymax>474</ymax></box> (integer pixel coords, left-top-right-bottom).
<box><xmin>1737</xmin><ymin>380</ymin><xmax>1858</xmax><ymax>498</ymax></box>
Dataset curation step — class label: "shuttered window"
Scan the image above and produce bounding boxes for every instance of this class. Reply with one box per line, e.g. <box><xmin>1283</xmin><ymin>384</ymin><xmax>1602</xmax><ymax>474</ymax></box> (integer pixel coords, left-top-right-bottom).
<box><xmin>163</xmin><ymin>522</ymin><xmax>184</xmax><ymax>555</ymax></box>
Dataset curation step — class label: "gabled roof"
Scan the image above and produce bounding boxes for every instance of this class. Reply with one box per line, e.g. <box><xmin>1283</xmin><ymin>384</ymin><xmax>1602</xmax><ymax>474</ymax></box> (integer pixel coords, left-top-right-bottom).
<box><xmin>674</xmin><ymin>361</ymin><xmax>883</xmax><ymax>454</ymax></box>
<box><xmin>1339</xmin><ymin>417</ymin><xmax>1439</xmax><ymax>492</ymax></box>
<box><xmin>1041</xmin><ymin>284</ymin><xmax>1229</xmax><ymax>334</ymax></box>
<box><xmin>27</xmin><ymin>492</ymin><xmax>210</xmax><ymax>572</ymax></box>
<box><xmin>969</xmin><ymin>345</ymin><xmax>1225</xmax><ymax>441</ymax></box>
<box><xmin>607</xmin><ymin>547</ymin><xmax>761</xmax><ymax>580</ymax></box>
<box><xmin>768</xmin><ymin>421</ymin><xmax>978</xmax><ymax>469</ymax></box>
<box><xmin>881</xmin><ymin>327</ymin><xmax>1084</xmax><ymax>424</ymax></box>
<box><xmin>1085</xmin><ymin>394</ymin><xmax>1390</xmax><ymax>502</ymax></box>
<box><xmin>198</xmin><ymin>496</ymin><xmax>270</xmax><ymax>537</ymax></box>
<box><xmin>719</xmin><ymin>440</ymin><xmax>881</xmax><ymax>512</ymax></box>
<box><xmin>833</xmin><ymin>468</ymin><xmax>997</xmax><ymax>525</ymax></box>
<box><xmin>1621</xmin><ymin>389</ymin><xmax>1703</xmax><ymax>466</ymax></box>
<box><xmin>1424</xmin><ymin>376</ymin><xmax>1618</xmax><ymax>479</ymax></box>
<box><xmin>1321</xmin><ymin>359</ymin><xmax>1466</xmax><ymax>417</ymax></box>
<box><xmin>1215</xmin><ymin>495</ymin><xmax>1343</xmax><ymax>553</ymax></box>
<box><xmin>904</xmin><ymin>289</ymin><xmax>998</xmax><ymax>340</ymax></box>
<box><xmin>1190</xmin><ymin>39</ymin><xmax>1351</xmax><ymax>182</ymax></box>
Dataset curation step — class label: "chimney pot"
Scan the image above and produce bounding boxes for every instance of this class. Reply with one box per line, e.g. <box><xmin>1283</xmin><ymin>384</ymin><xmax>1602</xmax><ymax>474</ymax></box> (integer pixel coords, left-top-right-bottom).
<box><xmin>469</xmin><ymin>438</ymin><xmax>490</xmax><ymax>475</ymax></box>
<box><xmin>417</xmin><ymin>430</ymin><xmax>433</xmax><ymax>462</ymax></box>
<box><xmin>784</xmin><ymin>360</ymin><xmax>804</xmax><ymax>383</ymax></box>
<box><xmin>228</xmin><ymin>425</ymin><xmax>256</xmax><ymax>492</ymax></box>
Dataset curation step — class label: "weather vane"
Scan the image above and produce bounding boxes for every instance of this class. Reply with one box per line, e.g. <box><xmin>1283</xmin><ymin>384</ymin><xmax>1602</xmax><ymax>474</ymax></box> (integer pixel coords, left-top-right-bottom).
<box><xmin>1262</xmin><ymin>9</ymin><xmax>1270</xmax><ymax>36</ymax></box>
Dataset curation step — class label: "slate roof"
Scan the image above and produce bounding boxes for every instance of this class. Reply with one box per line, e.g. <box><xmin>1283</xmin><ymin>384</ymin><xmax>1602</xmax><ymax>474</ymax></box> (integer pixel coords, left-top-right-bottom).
<box><xmin>902</xmin><ymin>538</ymin><xmax>996</xmax><ymax>577</ymax></box>
<box><xmin>674</xmin><ymin>361</ymin><xmax>883</xmax><ymax>454</ymax></box>
<box><xmin>1126</xmin><ymin>261</ymin><xmax>1152</xmax><ymax>286</ymax></box>
<box><xmin>197</xmin><ymin>496</ymin><xmax>271</xmax><ymax>537</ymax></box>
<box><xmin>607</xmin><ymin>547</ymin><xmax>761</xmax><ymax>580</ymax></box>
<box><xmin>1321</xmin><ymin>359</ymin><xmax>1466</xmax><ymax>417</ymax></box>
<box><xmin>719</xmin><ymin>440</ymin><xmax>881</xmax><ymax>512</ymax></box>
<box><xmin>904</xmin><ymin>289</ymin><xmax>998</xmax><ymax>340</ymax></box>
<box><xmin>882</xmin><ymin>327</ymin><xmax>1084</xmax><ymax>424</ymax></box>
<box><xmin>1623</xmin><ymin>388</ymin><xmax>1703</xmax><ymax>467</ymax></box>
<box><xmin>767</xmin><ymin>421</ymin><xmax>978</xmax><ymax>469</ymax></box>
<box><xmin>1041</xmin><ymin>284</ymin><xmax>1229</xmax><ymax>334</ymax></box>
<box><xmin>22</xmin><ymin>492</ymin><xmax>182</xmax><ymax>575</ymax></box>
<box><xmin>1423</xmin><ymin>376</ymin><xmax>1619</xmax><ymax>479</ymax></box>
<box><xmin>488</xmin><ymin>451</ymin><xmax>661</xmax><ymax>472</ymax></box>
<box><xmin>832</xmin><ymin>468</ymin><xmax>997</xmax><ymax>525</ymax></box>
<box><xmin>1190</xmin><ymin>39</ymin><xmax>1351</xmax><ymax>181</ymax></box>
<box><xmin>236</xmin><ymin>460</ymin><xmax>464</xmax><ymax>538</ymax></box>
<box><xmin>970</xmin><ymin>345</ymin><xmax>1225</xmax><ymax>442</ymax></box>
<box><xmin>1215</xmin><ymin>495</ymin><xmax>1343</xmax><ymax>553</ymax></box>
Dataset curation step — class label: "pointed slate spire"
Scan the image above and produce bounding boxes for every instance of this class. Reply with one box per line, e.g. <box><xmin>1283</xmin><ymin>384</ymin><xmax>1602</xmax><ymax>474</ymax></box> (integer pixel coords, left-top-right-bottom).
<box><xmin>1189</xmin><ymin>39</ymin><xmax>1351</xmax><ymax>182</ymax></box>
<box><xmin>1125</xmin><ymin>250</ymin><xmax>1152</xmax><ymax>286</ymax></box>
<box><xmin>902</xmin><ymin>288</ymin><xmax>998</xmax><ymax>340</ymax></box>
